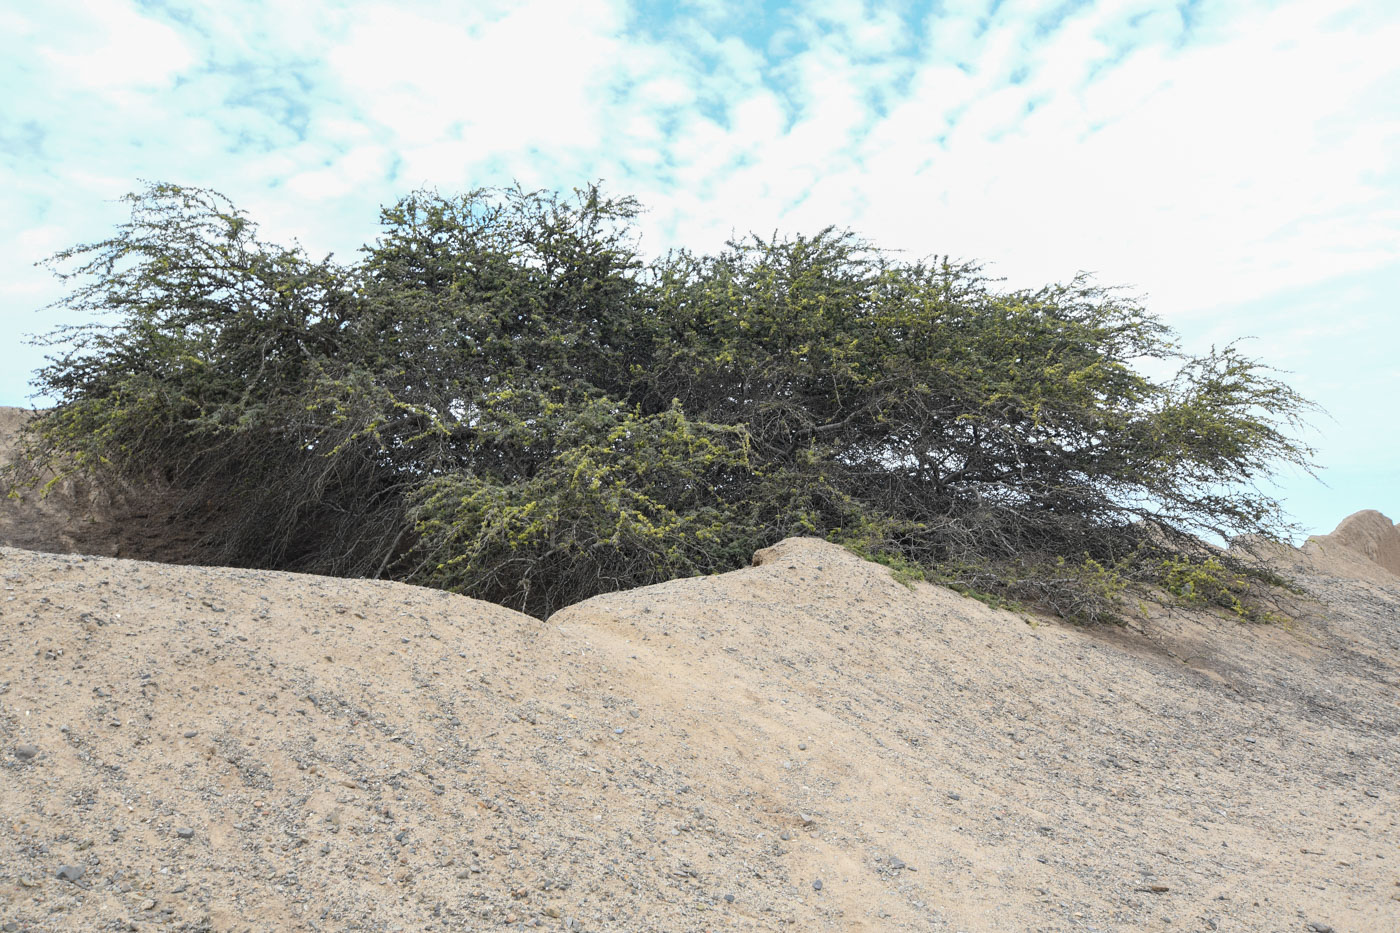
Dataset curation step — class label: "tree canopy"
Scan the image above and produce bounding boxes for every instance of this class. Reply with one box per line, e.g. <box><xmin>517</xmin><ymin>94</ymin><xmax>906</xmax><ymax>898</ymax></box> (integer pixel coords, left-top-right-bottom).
<box><xmin>12</xmin><ymin>182</ymin><xmax>1316</xmax><ymax>620</ymax></box>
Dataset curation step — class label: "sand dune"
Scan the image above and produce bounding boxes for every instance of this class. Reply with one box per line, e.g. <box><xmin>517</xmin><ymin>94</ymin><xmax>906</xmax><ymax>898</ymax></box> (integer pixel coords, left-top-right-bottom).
<box><xmin>1309</xmin><ymin>510</ymin><xmax>1400</xmax><ymax>578</ymax></box>
<box><xmin>3</xmin><ymin>411</ymin><xmax>1399</xmax><ymax>931</ymax></box>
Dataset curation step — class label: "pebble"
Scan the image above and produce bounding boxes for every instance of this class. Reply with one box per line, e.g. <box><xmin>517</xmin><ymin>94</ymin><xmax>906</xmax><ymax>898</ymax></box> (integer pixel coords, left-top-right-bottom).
<box><xmin>13</xmin><ymin>744</ymin><xmax>39</xmax><ymax>761</ymax></box>
<box><xmin>1305</xmin><ymin>924</ymin><xmax>1334</xmax><ymax>933</ymax></box>
<box><xmin>56</xmin><ymin>864</ymin><xmax>86</xmax><ymax>882</ymax></box>
<box><xmin>176</xmin><ymin>827</ymin><xmax>195</xmax><ymax>839</ymax></box>
<box><xmin>183</xmin><ymin>730</ymin><xmax>198</xmax><ymax>738</ymax></box>
<box><xmin>724</xmin><ymin>894</ymin><xmax>735</xmax><ymax>903</ymax></box>
<box><xmin>812</xmin><ymin>879</ymin><xmax>823</xmax><ymax>891</ymax></box>
<box><xmin>888</xmin><ymin>855</ymin><xmax>906</xmax><ymax>871</ymax></box>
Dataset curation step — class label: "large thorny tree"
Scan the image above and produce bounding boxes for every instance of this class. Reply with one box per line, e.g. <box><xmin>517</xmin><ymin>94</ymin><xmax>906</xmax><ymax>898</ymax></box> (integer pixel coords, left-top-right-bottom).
<box><xmin>12</xmin><ymin>183</ymin><xmax>1316</xmax><ymax>620</ymax></box>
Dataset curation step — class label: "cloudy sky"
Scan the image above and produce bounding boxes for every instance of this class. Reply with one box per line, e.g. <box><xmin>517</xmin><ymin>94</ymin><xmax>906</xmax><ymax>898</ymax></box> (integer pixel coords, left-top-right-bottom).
<box><xmin>2</xmin><ymin>0</ymin><xmax>1396</xmax><ymax>536</ymax></box>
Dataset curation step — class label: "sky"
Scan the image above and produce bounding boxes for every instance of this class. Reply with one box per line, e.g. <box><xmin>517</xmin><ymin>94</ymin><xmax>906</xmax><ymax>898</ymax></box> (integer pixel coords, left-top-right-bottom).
<box><xmin>1</xmin><ymin>0</ymin><xmax>1396</xmax><ymax>538</ymax></box>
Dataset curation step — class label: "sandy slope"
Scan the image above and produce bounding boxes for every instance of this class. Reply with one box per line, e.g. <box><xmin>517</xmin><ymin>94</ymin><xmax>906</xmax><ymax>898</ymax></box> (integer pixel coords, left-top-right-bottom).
<box><xmin>2</xmin><ymin>536</ymin><xmax>1398</xmax><ymax>933</ymax></box>
<box><xmin>3</xmin><ymin>409</ymin><xmax>1400</xmax><ymax>931</ymax></box>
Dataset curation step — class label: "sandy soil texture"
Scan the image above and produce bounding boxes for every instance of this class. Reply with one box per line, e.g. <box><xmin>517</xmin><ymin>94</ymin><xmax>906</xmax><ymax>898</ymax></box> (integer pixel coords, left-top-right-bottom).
<box><xmin>1</xmin><ymin>534</ymin><xmax>1397</xmax><ymax>932</ymax></box>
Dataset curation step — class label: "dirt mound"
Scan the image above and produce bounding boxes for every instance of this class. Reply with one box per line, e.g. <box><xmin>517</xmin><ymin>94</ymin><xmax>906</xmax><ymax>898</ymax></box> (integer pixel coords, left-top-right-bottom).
<box><xmin>1309</xmin><ymin>509</ymin><xmax>1400</xmax><ymax>577</ymax></box>
<box><xmin>4</xmin><ymin>537</ymin><xmax>1398</xmax><ymax>931</ymax></box>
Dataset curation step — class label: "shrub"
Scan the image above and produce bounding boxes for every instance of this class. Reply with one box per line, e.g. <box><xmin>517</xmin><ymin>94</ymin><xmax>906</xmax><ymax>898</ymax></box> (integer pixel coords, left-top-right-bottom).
<box><xmin>12</xmin><ymin>183</ymin><xmax>1317</xmax><ymax>619</ymax></box>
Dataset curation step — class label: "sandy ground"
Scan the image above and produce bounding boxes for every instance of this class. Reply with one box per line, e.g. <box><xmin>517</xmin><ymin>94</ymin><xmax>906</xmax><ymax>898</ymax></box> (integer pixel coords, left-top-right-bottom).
<box><xmin>2</xmin><ymin>409</ymin><xmax>1399</xmax><ymax>932</ymax></box>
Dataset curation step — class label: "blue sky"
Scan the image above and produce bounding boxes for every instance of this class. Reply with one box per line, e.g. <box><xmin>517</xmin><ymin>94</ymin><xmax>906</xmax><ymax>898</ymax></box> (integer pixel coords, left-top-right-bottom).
<box><xmin>1</xmin><ymin>0</ymin><xmax>1396</xmax><ymax>537</ymax></box>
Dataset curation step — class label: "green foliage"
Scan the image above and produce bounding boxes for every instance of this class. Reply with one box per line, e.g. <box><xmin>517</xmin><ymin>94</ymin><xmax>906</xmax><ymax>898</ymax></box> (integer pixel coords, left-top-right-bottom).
<box><xmin>839</xmin><ymin>542</ymin><xmax>929</xmax><ymax>589</ymax></box>
<box><xmin>15</xmin><ymin>182</ymin><xmax>1318</xmax><ymax>620</ymax></box>
<box><xmin>1158</xmin><ymin>553</ymin><xmax>1280</xmax><ymax>622</ymax></box>
<box><xmin>406</xmin><ymin>399</ymin><xmax>759</xmax><ymax>614</ymax></box>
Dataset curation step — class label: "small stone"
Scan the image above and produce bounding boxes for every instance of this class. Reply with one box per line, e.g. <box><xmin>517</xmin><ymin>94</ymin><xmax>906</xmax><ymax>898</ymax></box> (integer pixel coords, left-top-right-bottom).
<box><xmin>812</xmin><ymin>879</ymin><xmax>823</xmax><ymax>891</ymax></box>
<box><xmin>947</xmin><ymin>792</ymin><xmax>961</xmax><ymax>801</ymax></box>
<box><xmin>183</xmin><ymin>730</ymin><xmax>198</xmax><ymax>738</ymax></box>
<box><xmin>779</xmin><ymin>830</ymin><xmax>792</xmax><ymax>841</ymax></box>
<box><xmin>613</xmin><ymin>727</ymin><xmax>625</xmax><ymax>735</ymax></box>
<box><xmin>724</xmin><ymin>894</ymin><xmax>735</xmax><ymax>904</ymax></box>
<box><xmin>176</xmin><ymin>827</ymin><xmax>195</xmax><ymax>839</ymax></box>
<box><xmin>14</xmin><ymin>744</ymin><xmax>39</xmax><ymax>761</ymax></box>
<box><xmin>887</xmin><ymin>855</ymin><xmax>906</xmax><ymax>871</ymax></box>
<box><xmin>798</xmin><ymin>743</ymin><xmax>807</xmax><ymax>751</ymax></box>
<box><xmin>4</xmin><ymin>921</ymin><xmax>18</xmax><ymax>931</ymax></box>
<box><xmin>1305</xmin><ymin>924</ymin><xmax>1334</xmax><ymax>933</ymax></box>
<box><xmin>56</xmin><ymin>864</ymin><xmax>86</xmax><ymax>882</ymax></box>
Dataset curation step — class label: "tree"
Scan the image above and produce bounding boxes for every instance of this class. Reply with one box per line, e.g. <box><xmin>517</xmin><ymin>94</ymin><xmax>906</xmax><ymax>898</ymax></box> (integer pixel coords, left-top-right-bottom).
<box><xmin>11</xmin><ymin>183</ymin><xmax>1317</xmax><ymax>620</ymax></box>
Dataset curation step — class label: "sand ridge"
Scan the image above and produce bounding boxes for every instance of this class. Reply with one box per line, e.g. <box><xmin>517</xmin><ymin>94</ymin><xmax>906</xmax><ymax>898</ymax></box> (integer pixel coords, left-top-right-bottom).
<box><xmin>2</xmin><ymin>535</ymin><xmax>1398</xmax><ymax>931</ymax></box>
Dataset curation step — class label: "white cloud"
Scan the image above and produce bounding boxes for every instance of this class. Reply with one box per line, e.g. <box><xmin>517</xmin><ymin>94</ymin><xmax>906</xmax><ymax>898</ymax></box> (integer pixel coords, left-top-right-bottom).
<box><xmin>38</xmin><ymin>0</ymin><xmax>194</xmax><ymax>90</ymax></box>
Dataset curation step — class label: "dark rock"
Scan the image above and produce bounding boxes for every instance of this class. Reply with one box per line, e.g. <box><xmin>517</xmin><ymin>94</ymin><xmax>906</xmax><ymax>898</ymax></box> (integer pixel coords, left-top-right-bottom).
<box><xmin>56</xmin><ymin>864</ymin><xmax>86</xmax><ymax>882</ymax></box>
<box><xmin>175</xmin><ymin>827</ymin><xmax>194</xmax><ymax>839</ymax></box>
<box><xmin>812</xmin><ymin>879</ymin><xmax>823</xmax><ymax>891</ymax></box>
<box><xmin>14</xmin><ymin>744</ymin><xmax>39</xmax><ymax>761</ymax></box>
